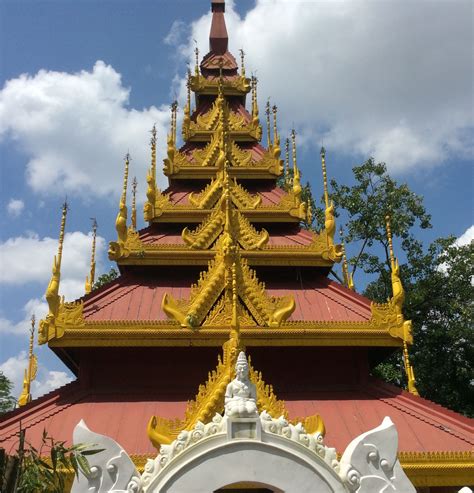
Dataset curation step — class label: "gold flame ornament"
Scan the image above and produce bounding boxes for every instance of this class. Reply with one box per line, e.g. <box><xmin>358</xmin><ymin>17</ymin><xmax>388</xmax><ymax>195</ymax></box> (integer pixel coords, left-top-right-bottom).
<box><xmin>18</xmin><ymin>315</ymin><xmax>38</xmax><ymax>407</ymax></box>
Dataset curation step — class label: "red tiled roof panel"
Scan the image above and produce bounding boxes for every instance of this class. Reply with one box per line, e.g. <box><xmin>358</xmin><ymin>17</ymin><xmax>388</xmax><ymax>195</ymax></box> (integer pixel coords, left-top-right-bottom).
<box><xmin>1</xmin><ymin>381</ymin><xmax>472</xmax><ymax>455</ymax></box>
<box><xmin>81</xmin><ymin>275</ymin><xmax>370</xmax><ymax>323</ymax></box>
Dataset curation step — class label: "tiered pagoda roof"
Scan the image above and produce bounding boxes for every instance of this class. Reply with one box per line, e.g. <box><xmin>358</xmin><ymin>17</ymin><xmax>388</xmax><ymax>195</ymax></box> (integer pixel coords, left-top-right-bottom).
<box><xmin>1</xmin><ymin>1</ymin><xmax>472</xmax><ymax>489</ymax></box>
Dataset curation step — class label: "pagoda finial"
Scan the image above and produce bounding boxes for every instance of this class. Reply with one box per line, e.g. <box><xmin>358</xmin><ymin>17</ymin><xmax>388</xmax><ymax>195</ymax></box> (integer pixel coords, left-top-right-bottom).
<box><xmin>184</xmin><ymin>70</ymin><xmax>192</xmax><ymax>127</ymax></box>
<box><xmin>144</xmin><ymin>125</ymin><xmax>157</xmax><ymax>222</ymax></box>
<box><xmin>251</xmin><ymin>76</ymin><xmax>259</xmax><ymax>124</ymax></box>
<box><xmin>171</xmin><ymin>100</ymin><xmax>178</xmax><ymax>145</ymax></box>
<box><xmin>284</xmin><ymin>137</ymin><xmax>290</xmax><ymax>187</ymax></box>
<box><xmin>385</xmin><ymin>214</ymin><xmax>395</xmax><ymax>267</ymax></box>
<box><xmin>272</xmin><ymin>105</ymin><xmax>281</xmax><ymax>160</ymax></box>
<box><xmin>321</xmin><ymin>147</ymin><xmax>336</xmax><ymax>244</ymax></box>
<box><xmin>194</xmin><ymin>46</ymin><xmax>200</xmax><ymax>76</ymax></box>
<box><xmin>266</xmin><ymin>100</ymin><xmax>272</xmax><ymax>148</ymax></box>
<box><xmin>403</xmin><ymin>340</ymin><xmax>419</xmax><ymax>396</ymax></box>
<box><xmin>291</xmin><ymin>129</ymin><xmax>302</xmax><ymax>197</ymax></box>
<box><xmin>320</xmin><ymin>146</ymin><xmax>329</xmax><ymax>209</ymax></box>
<box><xmin>85</xmin><ymin>218</ymin><xmax>98</xmax><ymax>294</ymax></box>
<box><xmin>131</xmin><ymin>176</ymin><xmax>137</xmax><ymax>230</ymax></box>
<box><xmin>18</xmin><ymin>315</ymin><xmax>38</xmax><ymax>407</ymax></box>
<box><xmin>116</xmin><ymin>153</ymin><xmax>129</xmax><ymax>245</ymax></box>
<box><xmin>340</xmin><ymin>227</ymin><xmax>354</xmax><ymax>291</ymax></box>
<box><xmin>210</xmin><ymin>0</ymin><xmax>228</xmax><ymax>55</ymax></box>
<box><xmin>239</xmin><ymin>48</ymin><xmax>246</xmax><ymax>77</ymax></box>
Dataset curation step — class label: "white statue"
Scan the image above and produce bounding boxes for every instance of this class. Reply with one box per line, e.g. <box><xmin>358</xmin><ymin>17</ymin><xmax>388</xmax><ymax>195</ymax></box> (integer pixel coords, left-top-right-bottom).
<box><xmin>224</xmin><ymin>351</ymin><xmax>258</xmax><ymax>418</ymax></box>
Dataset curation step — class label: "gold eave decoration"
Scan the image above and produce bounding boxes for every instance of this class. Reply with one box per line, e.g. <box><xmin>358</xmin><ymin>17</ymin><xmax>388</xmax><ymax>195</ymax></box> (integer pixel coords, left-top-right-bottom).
<box><xmin>39</xmin><ymin>298</ymin><xmax>84</xmax><ymax>345</ymax></box>
<box><xmin>182</xmin><ymin>95</ymin><xmax>262</xmax><ymax>143</ymax></box>
<box><xmin>163</xmin><ymin>140</ymin><xmax>281</xmax><ymax>179</ymax></box>
<box><xmin>146</xmin><ymin>325</ymin><xmax>324</xmax><ymax>449</ymax></box>
<box><xmin>190</xmin><ymin>73</ymin><xmax>251</xmax><ymax>96</ymax></box>
<box><xmin>182</xmin><ymin>201</ymin><xmax>269</xmax><ymax>251</ymax></box>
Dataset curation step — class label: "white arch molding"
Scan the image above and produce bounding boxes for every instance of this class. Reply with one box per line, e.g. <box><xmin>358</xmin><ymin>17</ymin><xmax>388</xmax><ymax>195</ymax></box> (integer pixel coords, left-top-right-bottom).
<box><xmin>145</xmin><ymin>435</ymin><xmax>346</xmax><ymax>493</ymax></box>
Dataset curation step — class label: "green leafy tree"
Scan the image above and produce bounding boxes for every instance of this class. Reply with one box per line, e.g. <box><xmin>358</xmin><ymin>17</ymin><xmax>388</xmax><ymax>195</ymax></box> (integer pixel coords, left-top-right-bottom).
<box><xmin>327</xmin><ymin>158</ymin><xmax>472</xmax><ymax>416</ymax></box>
<box><xmin>0</xmin><ymin>371</ymin><xmax>16</xmax><ymax>414</ymax></box>
<box><xmin>93</xmin><ymin>267</ymin><xmax>119</xmax><ymax>290</ymax></box>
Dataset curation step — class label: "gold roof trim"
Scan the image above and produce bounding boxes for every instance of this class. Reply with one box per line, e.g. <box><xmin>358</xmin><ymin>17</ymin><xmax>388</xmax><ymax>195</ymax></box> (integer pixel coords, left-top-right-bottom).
<box><xmin>190</xmin><ymin>73</ymin><xmax>251</xmax><ymax>96</ymax></box>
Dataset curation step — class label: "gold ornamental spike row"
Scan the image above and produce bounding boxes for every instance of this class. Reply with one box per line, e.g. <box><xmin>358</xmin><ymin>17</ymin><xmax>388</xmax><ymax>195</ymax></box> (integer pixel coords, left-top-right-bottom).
<box><xmin>181</xmin><ymin>93</ymin><xmax>262</xmax><ymax>143</ymax></box>
<box><xmin>147</xmin><ymin>330</ymin><xmax>324</xmax><ymax>449</ymax></box>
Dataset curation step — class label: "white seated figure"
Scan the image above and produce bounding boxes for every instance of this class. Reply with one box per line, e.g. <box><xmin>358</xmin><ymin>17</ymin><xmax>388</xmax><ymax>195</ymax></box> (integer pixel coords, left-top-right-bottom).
<box><xmin>225</xmin><ymin>351</ymin><xmax>258</xmax><ymax>418</ymax></box>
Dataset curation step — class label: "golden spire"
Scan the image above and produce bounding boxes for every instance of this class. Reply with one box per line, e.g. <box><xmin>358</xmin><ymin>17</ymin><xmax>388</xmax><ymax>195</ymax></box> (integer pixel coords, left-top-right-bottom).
<box><xmin>272</xmin><ymin>105</ymin><xmax>281</xmax><ymax>160</ymax></box>
<box><xmin>321</xmin><ymin>147</ymin><xmax>336</xmax><ymax>244</ymax></box>
<box><xmin>385</xmin><ymin>214</ymin><xmax>395</xmax><ymax>267</ymax></box>
<box><xmin>239</xmin><ymin>48</ymin><xmax>246</xmax><ymax>77</ymax></box>
<box><xmin>340</xmin><ymin>228</ymin><xmax>354</xmax><ymax>290</ymax></box>
<box><xmin>144</xmin><ymin>125</ymin><xmax>157</xmax><ymax>222</ymax></box>
<box><xmin>184</xmin><ymin>70</ymin><xmax>192</xmax><ymax>127</ymax></box>
<box><xmin>18</xmin><ymin>315</ymin><xmax>38</xmax><ymax>407</ymax></box>
<box><xmin>131</xmin><ymin>176</ymin><xmax>137</xmax><ymax>230</ymax></box>
<box><xmin>194</xmin><ymin>46</ymin><xmax>199</xmax><ymax>76</ymax></box>
<box><xmin>320</xmin><ymin>146</ymin><xmax>329</xmax><ymax>209</ymax></box>
<box><xmin>39</xmin><ymin>201</ymin><xmax>68</xmax><ymax>344</ymax></box>
<box><xmin>85</xmin><ymin>218</ymin><xmax>98</xmax><ymax>294</ymax></box>
<box><xmin>171</xmin><ymin>100</ymin><xmax>178</xmax><ymax>145</ymax></box>
<box><xmin>291</xmin><ymin>129</ymin><xmax>300</xmax><ymax>188</ymax></box>
<box><xmin>266</xmin><ymin>100</ymin><xmax>272</xmax><ymax>148</ymax></box>
<box><xmin>284</xmin><ymin>137</ymin><xmax>290</xmax><ymax>187</ymax></box>
<box><xmin>251</xmin><ymin>76</ymin><xmax>259</xmax><ymax>123</ymax></box>
<box><xmin>115</xmin><ymin>153</ymin><xmax>129</xmax><ymax>245</ymax></box>
<box><xmin>403</xmin><ymin>340</ymin><xmax>419</xmax><ymax>396</ymax></box>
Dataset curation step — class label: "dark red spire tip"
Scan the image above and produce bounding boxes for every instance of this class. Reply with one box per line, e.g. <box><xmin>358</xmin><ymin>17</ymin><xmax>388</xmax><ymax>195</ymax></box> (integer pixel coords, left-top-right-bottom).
<box><xmin>210</xmin><ymin>0</ymin><xmax>228</xmax><ymax>54</ymax></box>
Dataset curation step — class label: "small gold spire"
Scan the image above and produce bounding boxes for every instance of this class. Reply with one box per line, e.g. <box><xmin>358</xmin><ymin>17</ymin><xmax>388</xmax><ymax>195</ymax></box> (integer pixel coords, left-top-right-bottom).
<box><xmin>144</xmin><ymin>125</ymin><xmax>157</xmax><ymax>222</ymax></box>
<box><xmin>266</xmin><ymin>100</ymin><xmax>272</xmax><ymax>147</ymax></box>
<box><xmin>116</xmin><ymin>153</ymin><xmax>129</xmax><ymax>245</ymax></box>
<box><xmin>186</xmin><ymin>69</ymin><xmax>192</xmax><ymax>114</ymax></box>
<box><xmin>272</xmin><ymin>105</ymin><xmax>278</xmax><ymax>143</ymax></box>
<box><xmin>171</xmin><ymin>101</ymin><xmax>178</xmax><ymax>145</ymax></box>
<box><xmin>291</xmin><ymin>129</ymin><xmax>297</xmax><ymax>173</ymax></box>
<box><xmin>340</xmin><ymin>228</ymin><xmax>354</xmax><ymax>290</ymax></box>
<box><xmin>291</xmin><ymin>129</ymin><xmax>302</xmax><ymax>201</ymax></box>
<box><xmin>320</xmin><ymin>146</ymin><xmax>329</xmax><ymax>209</ymax></box>
<box><xmin>18</xmin><ymin>315</ymin><xmax>38</xmax><ymax>407</ymax></box>
<box><xmin>385</xmin><ymin>214</ymin><xmax>395</xmax><ymax>266</ymax></box>
<box><xmin>239</xmin><ymin>48</ymin><xmax>246</xmax><ymax>77</ymax></box>
<box><xmin>403</xmin><ymin>340</ymin><xmax>419</xmax><ymax>396</ymax></box>
<box><xmin>85</xmin><ymin>218</ymin><xmax>98</xmax><ymax>294</ymax></box>
<box><xmin>251</xmin><ymin>76</ymin><xmax>259</xmax><ymax>122</ymax></box>
<box><xmin>194</xmin><ymin>46</ymin><xmax>199</xmax><ymax>75</ymax></box>
<box><xmin>284</xmin><ymin>138</ymin><xmax>290</xmax><ymax>187</ymax></box>
<box><xmin>131</xmin><ymin>176</ymin><xmax>137</xmax><ymax>230</ymax></box>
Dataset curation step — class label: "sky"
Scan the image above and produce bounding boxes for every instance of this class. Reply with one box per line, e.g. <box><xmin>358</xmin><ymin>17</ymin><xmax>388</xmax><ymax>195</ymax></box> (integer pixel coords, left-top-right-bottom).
<box><xmin>0</xmin><ymin>0</ymin><xmax>473</xmax><ymax>401</ymax></box>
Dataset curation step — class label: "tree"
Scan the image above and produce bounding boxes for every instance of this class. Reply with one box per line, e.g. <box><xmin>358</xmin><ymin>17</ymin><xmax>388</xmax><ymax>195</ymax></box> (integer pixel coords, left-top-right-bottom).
<box><xmin>93</xmin><ymin>267</ymin><xmax>119</xmax><ymax>290</ymax></box>
<box><xmin>327</xmin><ymin>158</ymin><xmax>472</xmax><ymax>416</ymax></box>
<box><xmin>0</xmin><ymin>371</ymin><xmax>16</xmax><ymax>414</ymax></box>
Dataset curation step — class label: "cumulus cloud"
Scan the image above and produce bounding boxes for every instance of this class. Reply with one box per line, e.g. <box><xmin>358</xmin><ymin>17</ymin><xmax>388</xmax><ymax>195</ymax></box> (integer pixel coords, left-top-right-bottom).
<box><xmin>456</xmin><ymin>225</ymin><xmax>474</xmax><ymax>247</ymax></box>
<box><xmin>7</xmin><ymin>199</ymin><xmax>24</xmax><ymax>217</ymax></box>
<box><xmin>0</xmin><ymin>351</ymin><xmax>73</xmax><ymax>400</ymax></box>
<box><xmin>0</xmin><ymin>61</ymin><xmax>170</xmax><ymax>199</ymax></box>
<box><xmin>0</xmin><ymin>231</ymin><xmax>105</xmax><ymax>297</ymax></box>
<box><xmin>0</xmin><ymin>298</ymin><xmax>48</xmax><ymax>336</ymax></box>
<box><xmin>178</xmin><ymin>0</ymin><xmax>473</xmax><ymax>171</ymax></box>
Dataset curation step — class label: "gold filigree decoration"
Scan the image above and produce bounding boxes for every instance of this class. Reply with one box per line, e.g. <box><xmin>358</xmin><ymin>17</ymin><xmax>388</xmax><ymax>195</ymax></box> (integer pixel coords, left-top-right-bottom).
<box><xmin>203</xmin><ymin>297</ymin><xmax>255</xmax><ymax>326</ymax></box>
<box><xmin>190</xmin><ymin>74</ymin><xmax>251</xmax><ymax>95</ymax></box>
<box><xmin>39</xmin><ymin>298</ymin><xmax>84</xmax><ymax>345</ymax></box>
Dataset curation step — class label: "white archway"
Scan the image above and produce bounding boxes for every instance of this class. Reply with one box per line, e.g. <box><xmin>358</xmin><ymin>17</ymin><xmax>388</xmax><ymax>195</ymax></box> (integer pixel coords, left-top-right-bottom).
<box><xmin>145</xmin><ymin>435</ymin><xmax>345</xmax><ymax>493</ymax></box>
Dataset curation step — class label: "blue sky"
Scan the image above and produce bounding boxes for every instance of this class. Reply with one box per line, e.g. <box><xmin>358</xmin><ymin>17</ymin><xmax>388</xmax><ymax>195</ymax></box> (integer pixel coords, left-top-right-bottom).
<box><xmin>0</xmin><ymin>0</ymin><xmax>472</xmax><ymax>400</ymax></box>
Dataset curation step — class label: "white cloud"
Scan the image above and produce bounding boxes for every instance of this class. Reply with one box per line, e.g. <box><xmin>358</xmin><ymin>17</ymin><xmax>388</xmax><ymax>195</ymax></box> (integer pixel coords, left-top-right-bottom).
<box><xmin>0</xmin><ymin>61</ymin><xmax>170</xmax><ymax>199</ymax></box>
<box><xmin>178</xmin><ymin>0</ymin><xmax>473</xmax><ymax>171</ymax></box>
<box><xmin>7</xmin><ymin>199</ymin><xmax>24</xmax><ymax>217</ymax></box>
<box><xmin>0</xmin><ymin>298</ymin><xmax>48</xmax><ymax>336</ymax></box>
<box><xmin>456</xmin><ymin>225</ymin><xmax>474</xmax><ymax>247</ymax></box>
<box><xmin>0</xmin><ymin>231</ymin><xmax>106</xmax><ymax>297</ymax></box>
<box><xmin>0</xmin><ymin>351</ymin><xmax>73</xmax><ymax>401</ymax></box>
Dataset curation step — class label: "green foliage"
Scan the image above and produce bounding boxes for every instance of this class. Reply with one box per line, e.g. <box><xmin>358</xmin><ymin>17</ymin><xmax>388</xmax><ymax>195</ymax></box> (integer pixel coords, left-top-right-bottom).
<box><xmin>330</xmin><ymin>158</ymin><xmax>431</xmax><ymax>280</ymax></box>
<box><xmin>15</xmin><ymin>429</ymin><xmax>103</xmax><ymax>493</ymax></box>
<box><xmin>319</xmin><ymin>157</ymin><xmax>472</xmax><ymax>416</ymax></box>
<box><xmin>0</xmin><ymin>371</ymin><xmax>16</xmax><ymax>414</ymax></box>
<box><xmin>93</xmin><ymin>267</ymin><xmax>119</xmax><ymax>290</ymax></box>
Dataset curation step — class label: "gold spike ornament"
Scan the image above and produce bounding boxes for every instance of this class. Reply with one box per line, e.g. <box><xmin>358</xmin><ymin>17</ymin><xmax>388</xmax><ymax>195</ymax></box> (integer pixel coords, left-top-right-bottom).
<box><xmin>85</xmin><ymin>218</ymin><xmax>98</xmax><ymax>294</ymax></box>
<box><xmin>18</xmin><ymin>315</ymin><xmax>38</xmax><ymax>407</ymax></box>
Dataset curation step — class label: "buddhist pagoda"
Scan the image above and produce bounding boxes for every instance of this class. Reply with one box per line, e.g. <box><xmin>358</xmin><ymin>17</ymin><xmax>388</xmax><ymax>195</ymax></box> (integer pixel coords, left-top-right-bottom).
<box><xmin>1</xmin><ymin>1</ymin><xmax>472</xmax><ymax>491</ymax></box>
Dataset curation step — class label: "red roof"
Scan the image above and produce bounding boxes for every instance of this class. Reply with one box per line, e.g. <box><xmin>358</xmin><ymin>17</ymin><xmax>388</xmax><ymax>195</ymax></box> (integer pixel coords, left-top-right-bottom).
<box><xmin>1</xmin><ymin>379</ymin><xmax>472</xmax><ymax>456</ymax></box>
<box><xmin>81</xmin><ymin>274</ymin><xmax>371</xmax><ymax>323</ymax></box>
